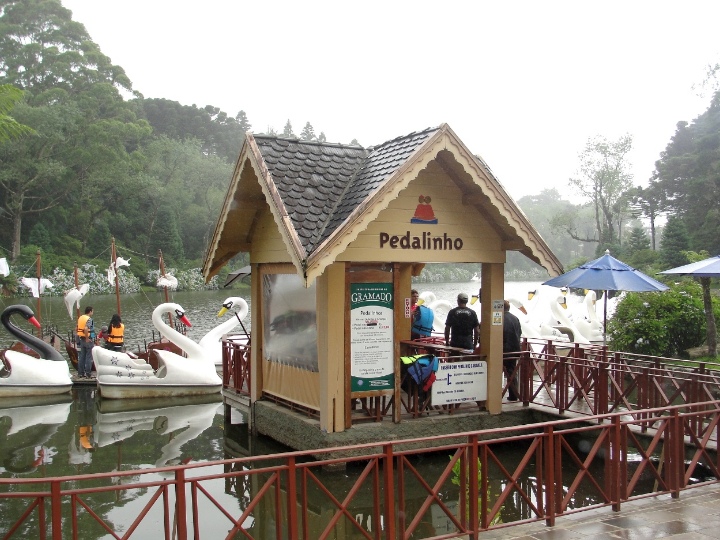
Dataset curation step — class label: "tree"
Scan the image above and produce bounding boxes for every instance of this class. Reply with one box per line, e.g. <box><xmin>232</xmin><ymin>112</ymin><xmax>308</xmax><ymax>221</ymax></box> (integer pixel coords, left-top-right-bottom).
<box><xmin>629</xmin><ymin>181</ymin><xmax>667</xmax><ymax>250</ymax></box>
<box><xmin>625</xmin><ymin>225</ymin><xmax>650</xmax><ymax>255</ymax></box>
<box><xmin>235</xmin><ymin>110</ymin><xmax>251</xmax><ymax>133</ymax></box>
<box><xmin>318</xmin><ymin>132</ymin><xmax>327</xmax><ymax>142</ymax></box>
<box><xmin>0</xmin><ymin>1</ymin><xmax>143</xmax><ymax>260</ymax></box>
<box><xmin>282</xmin><ymin>119</ymin><xmax>295</xmax><ymax>138</ymax></box>
<box><xmin>0</xmin><ymin>84</ymin><xmax>35</xmax><ymax>141</ymax></box>
<box><xmin>300</xmin><ymin>122</ymin><xmax>315</xmax><ymax>141</ymax></box>
<box><xmin>137</xmin><ymin>98</ymin><xmax>247</xmax><ymax>162</ymax></box>
<box><xmin>659</xmin><ymin>215</ymin><xmax>691</xmax><ymax>269</ymax></box>
<box><xmin>567</xmin><ymin>134</ymin><xmax>635</xmax><ymax>252</ymax></box>
<box><xmin>0</xmin><ymin>96</ymin><xmax>77</xmax><ymax>260</ymax></box>
<box><xmin>518</xmin><ymin>188</ymin><xmax>594</xmax><ymax>268</ymax></box>
<box><xmin>654</xmin><ymin>90</ymin><xmax>720</xmax><ymax>255</ymax></box>
<box><xmin>0</xmin><ymin>0</ymin><xmax>132</xmax><ymax>95</ymax></box>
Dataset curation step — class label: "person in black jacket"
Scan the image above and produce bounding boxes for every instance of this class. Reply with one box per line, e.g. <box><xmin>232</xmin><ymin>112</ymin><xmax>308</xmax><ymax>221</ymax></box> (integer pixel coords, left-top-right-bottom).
<box><xmin>444</xmin><ymin>292</ymin><xmax>479</xmax><ymax>351</ymax></box>
<box><xmin>503</xmin><ymin>300</ymin><xmax>522</xmax><ymax>401</ymax></box>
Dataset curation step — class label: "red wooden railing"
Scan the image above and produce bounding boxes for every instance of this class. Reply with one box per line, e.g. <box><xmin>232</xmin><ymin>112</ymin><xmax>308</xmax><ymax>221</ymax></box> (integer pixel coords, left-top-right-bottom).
<box><xmin>1</xmin><ymin>401</ymin><xmax>718</xmax><ymax>539</ymax></box>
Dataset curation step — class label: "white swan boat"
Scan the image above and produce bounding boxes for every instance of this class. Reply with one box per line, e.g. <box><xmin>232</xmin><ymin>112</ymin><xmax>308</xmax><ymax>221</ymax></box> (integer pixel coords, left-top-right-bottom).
<box><xmin>0</xmin><ymin>305</ymin><xmax>73</xmax><ymax>397</ymax></box>
<box><xmin>94</xmin><ymin>303</ymin><xmax>222</xmax><ymax>399</ymax></box>
<box><xmin>198</xmin><ymin>297</ymin><xmax>249</xmax><ymax>368</ymax></box>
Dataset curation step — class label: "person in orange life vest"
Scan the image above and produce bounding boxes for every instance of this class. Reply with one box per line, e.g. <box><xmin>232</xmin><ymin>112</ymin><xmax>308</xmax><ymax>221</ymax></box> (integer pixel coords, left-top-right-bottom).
<box><xmin>76</xmin><ymin>306</ymin><xmax>95</xmax><ymax>378</ymax></box>
<box><xmin>104</xmin><ymin>314</ymin><xmax>125</xmax><ymax>352</ymax></box>
<box><xmin>411</xmin><ymin>288</ymin><xmax>434</xmax><ymax>339</ymax></box>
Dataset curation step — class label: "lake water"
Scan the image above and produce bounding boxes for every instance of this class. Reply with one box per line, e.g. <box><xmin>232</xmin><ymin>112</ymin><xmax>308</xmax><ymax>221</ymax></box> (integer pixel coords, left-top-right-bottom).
<box><xmin>0</xmin><ymin>281</ymin><xmax>568</xmax><ymax>351</ymax></box>
<box><xmin>0</xmin><ymin>282</ymin><xmax>629</xmax><ymax>538</ymax></box>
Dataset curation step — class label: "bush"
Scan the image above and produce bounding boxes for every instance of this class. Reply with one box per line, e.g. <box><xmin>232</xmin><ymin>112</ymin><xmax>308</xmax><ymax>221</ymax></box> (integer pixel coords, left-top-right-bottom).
<box><xmin>607</xmin><ymin>281</ymin><xmax>715</xmax><ymax>358</ymax></box>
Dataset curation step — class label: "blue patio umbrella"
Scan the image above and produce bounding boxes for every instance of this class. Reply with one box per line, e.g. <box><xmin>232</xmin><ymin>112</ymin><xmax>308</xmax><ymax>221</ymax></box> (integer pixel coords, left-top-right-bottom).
<box><xmin>543</xmin><ymin>250</ymin><xmax>669</xmax><ymax>343</ymax></box>
<box><xmin>659</xmin><ymin>255</ymin><xmax>720</xmax><ymax>356</ymax></box>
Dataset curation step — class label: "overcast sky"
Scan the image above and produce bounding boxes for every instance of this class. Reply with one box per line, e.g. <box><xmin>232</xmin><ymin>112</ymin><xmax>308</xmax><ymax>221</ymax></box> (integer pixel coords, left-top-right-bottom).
<box><xmin>62</xmin><ymin>0</ymin><xmax>720</xmax><ymax>201</ymax></box>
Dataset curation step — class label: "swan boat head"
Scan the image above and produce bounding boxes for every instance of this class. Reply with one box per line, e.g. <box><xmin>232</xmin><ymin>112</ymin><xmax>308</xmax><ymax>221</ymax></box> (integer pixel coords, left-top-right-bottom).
<box><xmin>1</xmin><ymin>304</ymin><xmax>65</xmax><ymax>362</ymax></box>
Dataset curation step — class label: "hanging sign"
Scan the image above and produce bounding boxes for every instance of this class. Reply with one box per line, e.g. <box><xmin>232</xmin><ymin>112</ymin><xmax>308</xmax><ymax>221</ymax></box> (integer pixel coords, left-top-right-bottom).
<box><xmin>350</xmin><ymin>283</ymin><xmax>394</xmax><ymax>392</ymax></box>
<box><xmin>432</xmin><ymin>360</ymin><xmax>487</xmax><ymax>405</ymax></box>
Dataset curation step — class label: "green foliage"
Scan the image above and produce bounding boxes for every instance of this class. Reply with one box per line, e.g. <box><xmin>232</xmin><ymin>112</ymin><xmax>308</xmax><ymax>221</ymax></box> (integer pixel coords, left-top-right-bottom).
<box><xmin>659</xmin><ymin>216</ymin><xmax>690</xmax><ymax>269</ymax></box>
<box><xmin>28</xmin><ymin>222</ymin><xmax>52</xmax><ymax>252</ymax></box>
<box><xmin>0</xmin><ymin>84</ymin><xmax>35</xmax><ymax>141</ymax></box>
<box><xmin>607</xmin><ymin>281</ymin><xmax>716</xmax><ymax>357</ymax></box>
<box><xmin>654</xmin><ymin>89</ymin><xmax>720</xmax><ymax>255</ymax></box>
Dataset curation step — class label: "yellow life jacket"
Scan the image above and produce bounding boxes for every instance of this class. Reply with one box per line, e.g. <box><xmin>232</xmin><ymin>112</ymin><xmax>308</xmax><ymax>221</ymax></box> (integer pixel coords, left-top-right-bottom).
<box><xmin>76</xmin><ymin>314</ymin><xmax>91</xmax><ymax>338</ymax></box>
<box><xmin>106</xmin><ymin>323</ymin><xmax>124</xmax><ymax>344</ymax></box>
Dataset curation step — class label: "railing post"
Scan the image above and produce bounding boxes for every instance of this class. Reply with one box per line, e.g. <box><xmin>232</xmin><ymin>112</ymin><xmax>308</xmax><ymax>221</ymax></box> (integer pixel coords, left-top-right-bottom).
<box><xmin>287</xmin><ymin>457</ymin><xmax>298</xmax><ymax>540</ymax></box>
<box><xmin>520</xmin><ymin>351</ymin><xmax>530</xmax><ymax>404</ymax></box>
<box><xmin>610</xmin><ymin>415</ymin><xmax>621</xmax><ymax>510</ymax></box>
<box><xmin>175</xmin><ymin>467</ymin><xmax>187</xmax><ymax>540</ymax></box>
<box><xmin>383</xmin><ymin>443</ymin><xmax>396</xmax><ymax>540</ymax></box>
<box><xmin>598</xmin><ymin>361</ymin><xmax>608</xmax><ymax>418</ymax></box>
<box><xmin>544</xmin><ymin>425</ymin><xmax>556</xmax><ymax>526</ymax></box>
<box><xmin>557</xmin><ymin>357</ymin><xmax>566</xmax><ymax>414</ymax></box>
<box><xmin>471</xmin><ymin>435</ymin><xmax>480</xmax><ymax>537</ymax></box>
<box><xmin>51</xmin><ymin>479</ymin><xmax>62</xmax><ymax>540</ymax></box>
<box><xmin>670</xmin><ymin>408</ymin><xmax>682</xmax><ymax>498</ymax></box>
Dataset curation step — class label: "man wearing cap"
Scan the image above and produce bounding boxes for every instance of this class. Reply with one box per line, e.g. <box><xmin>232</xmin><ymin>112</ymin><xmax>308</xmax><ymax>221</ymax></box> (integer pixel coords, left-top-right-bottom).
<box><xmin>444</xmin><ymin>292</ymin><xmax>480</xmax><ymax>351</ymax></box>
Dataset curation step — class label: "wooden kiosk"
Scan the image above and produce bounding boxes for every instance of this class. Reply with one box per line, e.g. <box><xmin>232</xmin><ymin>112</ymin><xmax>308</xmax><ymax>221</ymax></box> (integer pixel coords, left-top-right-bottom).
<box><xmin>203</xmin><ymin>124</ymin><xmax>562</xmax><ymax>442</ymax></box>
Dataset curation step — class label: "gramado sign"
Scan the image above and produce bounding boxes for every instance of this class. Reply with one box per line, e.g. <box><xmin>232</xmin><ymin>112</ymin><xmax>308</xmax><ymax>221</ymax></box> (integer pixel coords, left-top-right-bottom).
<box><xmin>379</xmin><ymin>231</ymin><xmax>464</xmax><ymax>251</ymax></box>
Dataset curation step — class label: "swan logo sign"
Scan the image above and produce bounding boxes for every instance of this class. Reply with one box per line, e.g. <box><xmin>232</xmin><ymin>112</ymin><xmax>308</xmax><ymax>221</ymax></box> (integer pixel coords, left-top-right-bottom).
<box><xmin>378</xmin><ymin>194</ymin><xmax>464</xmax><ymax>251</ymax></box>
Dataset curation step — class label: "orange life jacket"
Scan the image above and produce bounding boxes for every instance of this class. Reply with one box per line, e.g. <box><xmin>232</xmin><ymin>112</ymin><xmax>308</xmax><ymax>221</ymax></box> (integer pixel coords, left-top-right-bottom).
<box><xmin>76</xmin><ymin>314</ymin><xmax>91</xmax><ymax>338</ymax></box>
<box><xmin>106</xmin><ymin>323</ymin><xmax>124</xmax><ymax>344</ymax></box>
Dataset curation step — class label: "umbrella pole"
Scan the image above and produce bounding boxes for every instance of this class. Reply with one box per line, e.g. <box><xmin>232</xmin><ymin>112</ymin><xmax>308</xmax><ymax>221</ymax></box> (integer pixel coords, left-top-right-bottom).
<box><xmin>603</xmin><ymin>291</ymin><xmax>608</xmax><ymax>346</ymax></box>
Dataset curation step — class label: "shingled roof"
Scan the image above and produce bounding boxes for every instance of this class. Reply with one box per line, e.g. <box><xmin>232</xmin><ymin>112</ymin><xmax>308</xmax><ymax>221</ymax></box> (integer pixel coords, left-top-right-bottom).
<box><xmin>203</xmin><ymin>123</ymin><xmax>563</xmax><ymax>285</ymax></box>
<box><xmin>254</xmin><ymin>127</ymin><xmax>437</xmax><ymax>254</ymax></box>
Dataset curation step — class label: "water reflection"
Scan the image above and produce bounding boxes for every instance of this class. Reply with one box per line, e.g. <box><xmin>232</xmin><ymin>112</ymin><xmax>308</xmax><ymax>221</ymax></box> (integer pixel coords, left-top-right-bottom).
<box><xmin>95</xmin><ymin>397</ymin><xmax>222</xmax><ymax>469</ymax></box>
<box><xmin>0</xmin><ymin>395</ymin><xmax>72</xmax><ymax>474</ymax></box>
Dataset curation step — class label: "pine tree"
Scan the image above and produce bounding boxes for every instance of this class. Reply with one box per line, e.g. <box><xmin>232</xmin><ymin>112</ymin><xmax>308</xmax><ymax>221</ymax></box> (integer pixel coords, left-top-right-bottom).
<box><xmin>300</xmin><ymin>122</ymin><xmax>315</xmax><ymax>141</ymax></box>
<box><xmin>282</xmin><ymin>120</ymin><xmax>294</xmax><ymax>138</ymax></box>
<box><xmin>626</xmin><ymin>226</ymin><xmax>650</xmax><ymax>256</ymax></box>
<box><xmin>235</xmin><ymin>110</ymin><xmax>251</xmax><ymax>133</ymax></box>
<box><xmin>318</xmin><ymin>132</ymin><xmax>326</xmax><ymax>142</ymax></box>
<box><xmin>659</xmin><ymin>216</ymin><xmax>691</xmax><ymax>268</ymax></box>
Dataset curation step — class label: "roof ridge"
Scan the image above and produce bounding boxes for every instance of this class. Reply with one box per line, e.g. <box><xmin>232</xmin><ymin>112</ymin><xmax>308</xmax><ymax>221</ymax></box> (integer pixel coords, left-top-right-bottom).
<box><xmin>250</xmin><ymin>133</ymin><xmax>363</xmax><ymax>149</ymax></box>
<box><xmin>367</xmin><ymin>125</ymin><xmax>440</xmax><ymax>151</ymax></box>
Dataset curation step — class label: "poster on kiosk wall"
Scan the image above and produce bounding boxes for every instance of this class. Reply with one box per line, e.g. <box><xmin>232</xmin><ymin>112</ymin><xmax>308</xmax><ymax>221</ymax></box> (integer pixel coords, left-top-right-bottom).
<box><xmin>350</xmin><ymin>283</ymin><xmax>394</xmax><ymax>392</ymax></box>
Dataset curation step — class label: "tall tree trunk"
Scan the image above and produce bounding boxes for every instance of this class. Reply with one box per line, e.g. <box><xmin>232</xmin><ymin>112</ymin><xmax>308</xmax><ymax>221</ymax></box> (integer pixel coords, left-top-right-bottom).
<box><xmin>701</xmin><ymin>277</ymin><xmax>717</xmax><ymax>357</ymax></box>
<box><xmin>11</xmin><ymin>209</ymin><xmax>22</xmax><ymax>262</ymax></box>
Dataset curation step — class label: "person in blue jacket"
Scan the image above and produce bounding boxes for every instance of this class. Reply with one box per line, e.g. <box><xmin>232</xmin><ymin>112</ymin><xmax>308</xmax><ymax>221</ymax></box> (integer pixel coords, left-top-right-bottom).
<box><xmin>411</xmin><ymin>289</ymin><xmax>435</xmax><ymax>339</ymax></box>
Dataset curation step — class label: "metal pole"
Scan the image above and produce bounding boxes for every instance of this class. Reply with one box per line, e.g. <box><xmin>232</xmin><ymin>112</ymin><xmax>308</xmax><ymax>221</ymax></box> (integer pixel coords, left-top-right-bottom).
<box><xmin>159</xmin><ymin>250</ymin><xmax>173</xmax><ymax>327</ymax></box>
<box><xmin>35</xmin><ymin>249</ymin><xmax>41</xmax><ymax>329</ymax></box>
<box><xmin>111</xmin><ymin>237</ymin><xmax>121</xmax><ymax>316</ymax></box>
<box><xmin>73</xmin><ymin>261</ymin><xmax>81</xmax><ymax>319</ymax></box>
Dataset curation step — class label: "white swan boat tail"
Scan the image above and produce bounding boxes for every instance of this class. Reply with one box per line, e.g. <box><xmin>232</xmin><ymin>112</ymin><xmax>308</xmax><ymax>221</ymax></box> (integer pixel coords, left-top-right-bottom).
<box><xmin>0</xmin><ymin>305</ymin><xmax>72</xmax><ymax>397</ymax></box>
<box><xmin>95</xmin><ymin>303</ymin><xmax>222</xmax><ymax>399</ymax></box>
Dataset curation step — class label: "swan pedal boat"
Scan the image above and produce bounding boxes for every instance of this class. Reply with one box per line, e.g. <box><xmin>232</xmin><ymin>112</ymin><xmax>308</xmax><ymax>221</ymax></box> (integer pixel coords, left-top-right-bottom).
<box><xmin>94</xmin><ymin>303</ymin><xmax>222</xmax><ymax>399</ymax></box>
<box><xmin>0</xmin><ymin>305</ymin><xmax>72</xmax><ymax>397</ymax></box>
